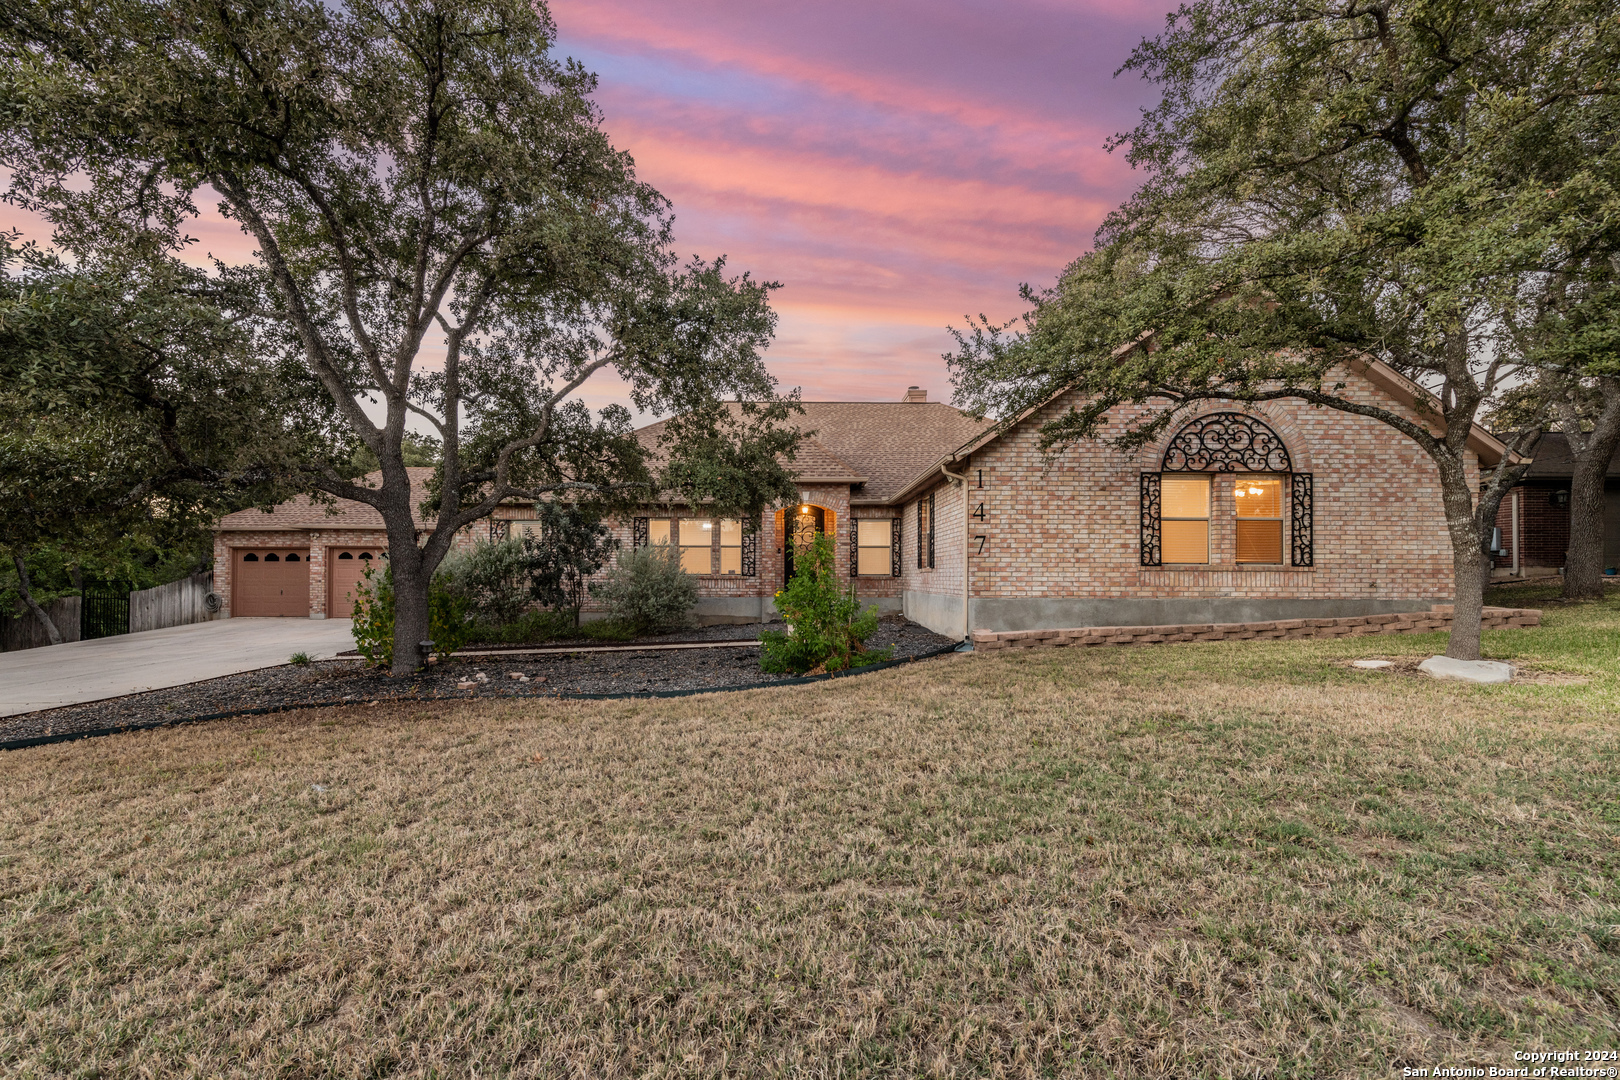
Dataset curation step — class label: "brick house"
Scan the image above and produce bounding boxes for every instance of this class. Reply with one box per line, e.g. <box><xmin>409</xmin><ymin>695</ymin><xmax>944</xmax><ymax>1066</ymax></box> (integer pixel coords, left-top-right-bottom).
<box><xmin>1490</xmin><ymin>433</ymin><xmax>1620</xmax><ymax>577</ymax></box>
<box><xmin>212</xmin><ymin>365</ymin><xmax>1510</xmax><ymax>637</ymax></box>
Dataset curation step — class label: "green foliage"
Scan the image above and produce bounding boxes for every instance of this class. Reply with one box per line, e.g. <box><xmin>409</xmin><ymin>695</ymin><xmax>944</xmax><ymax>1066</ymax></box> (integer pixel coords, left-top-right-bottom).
<box><xmin>578</xmin><ymin>619</ymin><xmax>636</xmax><ymax>642</ymax></box>
<box><xmin>521</xmin><ymin>503</ymin><xmax>619</xmax><ymax>617</ymax></box>
<box><xmin>590</xmin><ymin>543</ymin><xmax>696</xmax><ymax>634</ymax></box>
<box><xmin>761</xmin><ymin>532</ymin><xmax>892</xmax><ymax>675</ymax></box>
<box><xmin>945</xmin><ymin>0</ymin><xmax>1620</xmax><ymax>660</ymax></box>
<box><xmin>350</xmin><ymin>563</ymin><xmax>471</xmax><ymax>668</ymax></box>
<box><xmin>288</xmin><ymin>652</ymin><xmax>311</xmax><ymax>666</ymax></box>
<box><xmin>351</xmin><ymin>433</ymin><xmax>442</xmax><ymax>474</ymax></box>
<box><xmin>0</xmin><ymin>0</ymin><xmax>804</xmax><ymax>673</ymax></box>
<box><xmin>437</xmin><ymin>539</ymin><xmax>535</xmax><ymax>628</ymax></box>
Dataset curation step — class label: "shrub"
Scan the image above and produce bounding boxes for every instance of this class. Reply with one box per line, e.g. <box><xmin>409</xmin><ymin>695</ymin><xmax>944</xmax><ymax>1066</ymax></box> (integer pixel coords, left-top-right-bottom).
<box><xmin>522</xmin><ymin>503</ymin><xmax>618</xmax><ymax>624</ymax></box>
<box><xmin>578</xmin><ymin>618</ymin><xmax>635</xmax><ymax>642</ymax></box>
<box><xmin>351</xmin><ymin>563</ymin><xmax>471</xmax><ymax>668</ymax></box>
<box><xmin>761</xmin><ymin>531</ymin><xmax>893</xmax><ymax>675</ymax></box>
<box><xmin>590</xmin><ymin>542</ymin><xmax>696</xmax><ymax>634</ymax></box>
<box><xmin>437</xmin><ymin>538</ymin><xmax>533</xmax><ymax>627</ymax></box>
<box><xmin>288</xmin><ymin>651</ymin><xmax>311</xmax><ymax>666</ymax></box>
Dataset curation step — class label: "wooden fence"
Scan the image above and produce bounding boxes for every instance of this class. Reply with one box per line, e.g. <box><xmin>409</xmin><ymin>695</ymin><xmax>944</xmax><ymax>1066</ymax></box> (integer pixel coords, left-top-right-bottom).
<box><xmin>129</xmin><ymin>572</ymin><xmax>218</xmax><ymax>634</ymax></box>
<box><xmin>0</xmin><ymin>596</ymin><xmax>82</xmax><ymax>653</ymax></box>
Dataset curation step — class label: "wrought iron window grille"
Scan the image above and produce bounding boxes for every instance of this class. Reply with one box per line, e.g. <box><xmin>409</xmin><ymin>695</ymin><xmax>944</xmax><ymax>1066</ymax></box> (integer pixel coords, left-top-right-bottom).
<box><xmin>632</xmin><ymin>517</ymin><xmax>649</xmax><ymax>549</ymax></box>
<box><xmin>891</xmin><ymin>517</ymin><xmax>902</xmax><ymax>577</ymax></box>
<box><xmin>1140</xmin><ymin>473</ymin><xmax>1162</xmax><ymax>566</ymax></box>
<box><xmin>1163</xmin><ymin>412</ymin><xmax>1293</xmax><ymax>473</ymax></box>
<box><xmin>927</xmin><ymin>492</ymin><xmax>936</xmax><ymax>569</ymax></box>
<box><xmin>1290</xmin><ymin>473</ymin><xmax>1314</xmax><ymax>567</ymax></box>
<box><xmin>741</xmin><ymin>518</ymin><xmax>758</xmax><ymax>577</ymax></box>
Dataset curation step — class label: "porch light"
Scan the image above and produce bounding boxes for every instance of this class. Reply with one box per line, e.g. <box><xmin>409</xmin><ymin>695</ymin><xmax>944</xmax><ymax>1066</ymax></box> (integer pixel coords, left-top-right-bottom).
<box><xmin>800</xmin><ymin>504</ymin><xmax>810</xmax><ymax>513</ymax></box>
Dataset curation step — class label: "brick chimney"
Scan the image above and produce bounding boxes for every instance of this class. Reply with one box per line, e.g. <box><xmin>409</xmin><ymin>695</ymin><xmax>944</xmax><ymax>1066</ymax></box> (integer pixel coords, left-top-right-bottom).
<box><xmin>902</xmin><ymin>386</ymin><xmax>927</xmax><ymax>403</ymax></box>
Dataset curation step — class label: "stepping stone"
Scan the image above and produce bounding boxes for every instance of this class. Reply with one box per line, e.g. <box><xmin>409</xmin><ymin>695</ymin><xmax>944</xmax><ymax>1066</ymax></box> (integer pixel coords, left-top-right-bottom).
<box><xmin>1417</xmin><ymin>656</ymin><xmax>1514</xmax><ymax>684</ymax></box>
<box><xmin>1351</xmin><ymin>659</ymin><xmax>1393</xmax><ymax>669</ymax></box>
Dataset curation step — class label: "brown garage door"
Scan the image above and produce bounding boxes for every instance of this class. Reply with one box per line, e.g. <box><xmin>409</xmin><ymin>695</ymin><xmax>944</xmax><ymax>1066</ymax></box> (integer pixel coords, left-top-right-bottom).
<box><xmin>234</xmin><ymin>548</ymin><xmax>310</xmax><ymax>617</ymax></box>
<box><xmin>327</xmin><ymin>548</ymin><xmax>384</xmax><ymax>617</ymax></box>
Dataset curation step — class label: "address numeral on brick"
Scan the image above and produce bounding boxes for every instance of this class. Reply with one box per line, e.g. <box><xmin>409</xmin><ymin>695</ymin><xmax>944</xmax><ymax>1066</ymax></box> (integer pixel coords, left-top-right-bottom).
<box><xmin>974</xmin><ymin>534</ymin><xmax>987</xmax><ymax>555</ymax></box>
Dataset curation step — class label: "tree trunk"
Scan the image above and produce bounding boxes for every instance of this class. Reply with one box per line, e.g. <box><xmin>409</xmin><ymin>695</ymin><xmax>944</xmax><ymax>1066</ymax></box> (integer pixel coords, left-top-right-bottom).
<box><xmin>11</xmin><ymin>553</ymin><xmax>63</xmax><ymax>647</ymax></box>
<box><xmin>386</xmin><ymin>513</ymin><xmax>431</xmax><ymax>677</ymax></box>
<box><xmin>1436</xmin><ymin>455</ymin><xmax>1486</xmax><ymax>661</ymax></box>
<box><xmin>1561</xmin><ymin>384</ymin><xmax>1620</xmax><ymax>600</ymax></box>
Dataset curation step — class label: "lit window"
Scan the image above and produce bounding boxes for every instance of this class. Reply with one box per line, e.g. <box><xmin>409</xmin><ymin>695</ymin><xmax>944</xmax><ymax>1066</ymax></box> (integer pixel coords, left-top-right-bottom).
<box><xmin>647</xmin><ymin>519</ymin><xmax>672</xmax><ymax>547</ymax></box>
<box><xmin>856</xmin><ymin>519</ymin><xmax>893</xmax><ymax>576</ymax></box>
<box><xmin>719</xmin><ymin>519</ymin><xmax>743</xmax><ymax>574</ymax></box>
<box><xmin>1161</xmin><ymin>475</ymin><xmax>1210</xmax><ymax>563</ymax></box>
<box><xmin>679</xmin><ymin>518</ymin><xmax>713</xmax><ymax>574</ymax></box>
<box><xmin>1235</xmin><ymin>475</ymin><xmax>1284</xmax><ymax>563</ymax></box>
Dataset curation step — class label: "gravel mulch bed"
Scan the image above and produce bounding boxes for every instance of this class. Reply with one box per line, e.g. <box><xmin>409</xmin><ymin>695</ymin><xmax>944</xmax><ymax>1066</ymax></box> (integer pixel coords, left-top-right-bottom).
<box><xmin>377</xmin><ymin>621</ymin><xmax>772</xmax><ymax>655</ymax></box>
<box><xmin>1</xmin><ymin>618</ymin><xmax>956</xmax><ymax>746</ymax></box>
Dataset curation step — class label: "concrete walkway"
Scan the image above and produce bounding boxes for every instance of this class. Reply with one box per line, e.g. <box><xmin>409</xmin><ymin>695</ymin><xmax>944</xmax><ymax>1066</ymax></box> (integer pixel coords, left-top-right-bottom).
<box><xmin>0</xmin><ymin>618</ymin><xmax>355</xmax><ymax>717</ymax></box>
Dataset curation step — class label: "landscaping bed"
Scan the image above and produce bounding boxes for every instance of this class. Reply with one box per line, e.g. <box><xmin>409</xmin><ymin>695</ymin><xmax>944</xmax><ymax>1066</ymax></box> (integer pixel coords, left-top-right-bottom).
<box><xmin>0</xmin><ymin>616</ymin><xmax>955</xmax><ymax>745</ymax></box>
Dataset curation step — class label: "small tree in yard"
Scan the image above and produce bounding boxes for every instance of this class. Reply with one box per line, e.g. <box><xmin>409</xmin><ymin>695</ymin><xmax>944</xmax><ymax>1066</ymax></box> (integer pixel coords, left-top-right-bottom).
<box><xmin>591</xmin><ymin>543</ymin><xmax>695</xmax><ymax>635</ymax></box>
<box><xmin>761</xmin><ymin>532</ymin><xmax>892</xmax><ymax>676</ymax></box>
<box><xmin>1</xmin><ymin>0</ymin><xmax>801</xmax><ymax>676</ymax></box>
<box><xmin>521</xmin><ymin>503</ymin><xmax>617</xmax><ymax>626</ymax></box>
<box><xmin>950</xmin><ymin>0</ymin><xmax>1617</xmax><ymax>660</ymax></box>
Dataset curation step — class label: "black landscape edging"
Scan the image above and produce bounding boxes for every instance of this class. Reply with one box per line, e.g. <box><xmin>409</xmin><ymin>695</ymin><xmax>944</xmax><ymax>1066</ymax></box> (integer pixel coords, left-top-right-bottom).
<box><xmin>0</xmin><ymin>642</ymin><xmax>962</xmax><ymax>754</ymax></box>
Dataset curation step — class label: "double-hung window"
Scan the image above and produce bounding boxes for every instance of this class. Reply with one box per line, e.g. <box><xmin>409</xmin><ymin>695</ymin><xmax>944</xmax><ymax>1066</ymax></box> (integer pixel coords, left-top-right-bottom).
<box><xmin>719</xmin><ymin>519</ymin><xmax>743</xmax><ymax>575</ymax></box>
<box><xmin>1234</xmin><ymin>476</ymin><xmax>1284</xmax><ymax>563</ymax></box>
<box><xmin>1161</xmin><ymin>475</ymin><xmax>1211</xmax><ymax>564</ymax></box>
<box><xmin>678</xmin><ymin>518</ymin><xmax>713</xmax><ymax>574</ymax></box>
<box><xmin>855</xmin><ymin>519</ymin><xmax>895</xmax><ymax>576</ymax></box>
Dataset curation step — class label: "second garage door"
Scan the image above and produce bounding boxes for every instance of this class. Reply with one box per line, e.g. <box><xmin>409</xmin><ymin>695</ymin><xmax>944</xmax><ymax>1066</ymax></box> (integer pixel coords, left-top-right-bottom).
<box><xmin>234</xmin><ymin>549</ymin><xmax>310</xmax><ymax>617</ymax></box>
<box><xmin>327</xmin><ymin>548</ymin><xmax>384</xmax><ymax>617</ymax></box>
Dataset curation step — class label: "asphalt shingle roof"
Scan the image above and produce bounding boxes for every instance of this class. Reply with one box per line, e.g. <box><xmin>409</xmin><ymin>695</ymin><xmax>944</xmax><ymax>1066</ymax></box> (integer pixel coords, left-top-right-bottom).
<box><xmin>636</xmin><ymin>401</ymin><xmax>991</xmax><ymax>505</ymax></box>
<box><xmin>215</xmin><ymin>469</ymin><xmax>437</xmax><ymax>532</ymax></box>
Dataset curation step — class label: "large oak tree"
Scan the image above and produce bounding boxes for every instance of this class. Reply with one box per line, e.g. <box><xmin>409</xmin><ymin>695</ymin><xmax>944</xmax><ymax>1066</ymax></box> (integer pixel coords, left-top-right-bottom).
<box><xmin>1</xmin><ymin>0</ymin><xmax>800</xmax><ymax>673</ymax></box>
<box><xmin>951</xmin><ymin>0</ymin><xmax>1617</xmax><ymax>659</ymax></box>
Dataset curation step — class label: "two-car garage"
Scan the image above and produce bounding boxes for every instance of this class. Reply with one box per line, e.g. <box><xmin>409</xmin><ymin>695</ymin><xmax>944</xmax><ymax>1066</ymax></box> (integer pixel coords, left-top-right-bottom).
<box><xmin>231</xmin><ymin>546</ymin><xmax>384</xmax><ymax>617</ymax></box>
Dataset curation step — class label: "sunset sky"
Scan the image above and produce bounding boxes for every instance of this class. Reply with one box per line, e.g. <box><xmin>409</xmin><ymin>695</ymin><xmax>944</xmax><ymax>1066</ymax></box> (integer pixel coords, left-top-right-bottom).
<box><xmin>550</xmin><ymin>0</ymin><xmax>1170</xmax><ymax>409</ymax></box>
<box><xmin>2</xmin><ymin>1</ymin><xmax>1173</xmax><ymax>418</ymax></box>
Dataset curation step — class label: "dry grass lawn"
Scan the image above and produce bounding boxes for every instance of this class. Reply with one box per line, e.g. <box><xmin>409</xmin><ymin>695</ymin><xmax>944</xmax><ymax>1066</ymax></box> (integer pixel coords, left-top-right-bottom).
<box><xmin>2</xmin><ymin>584</ymin><xmax>1618</xmax><ymax>1078</ymax></box>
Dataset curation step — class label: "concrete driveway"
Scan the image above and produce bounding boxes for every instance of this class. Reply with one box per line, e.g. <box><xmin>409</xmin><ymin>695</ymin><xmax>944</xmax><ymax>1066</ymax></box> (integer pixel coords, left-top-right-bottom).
<box><xmin>0</xmin><ymin>618</ymin><xmax>355</xmax><ymax>717</ymax></box>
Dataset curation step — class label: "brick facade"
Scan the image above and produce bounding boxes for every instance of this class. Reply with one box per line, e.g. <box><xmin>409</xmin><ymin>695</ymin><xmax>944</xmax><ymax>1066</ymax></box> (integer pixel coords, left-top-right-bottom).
<box><xmin>212</xmin><ymin>370</ymin><xmax>1500</xmax><ymax>635</ymax></box>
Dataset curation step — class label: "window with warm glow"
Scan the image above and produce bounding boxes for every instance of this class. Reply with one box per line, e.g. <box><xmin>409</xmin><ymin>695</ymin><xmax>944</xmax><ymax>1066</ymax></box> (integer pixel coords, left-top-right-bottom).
<box><xmin>1234</xmin><ymin>475</ymin><xmax>1284</xmax><ymax>562</ymax></box>
<box><xmin>1161</xmin><ymin>475</ymin><xmax>1210</xmax><ymax>563</ymax></box>
<box><xmin>647</xmin><ymin>519</ymin><xmax>671</xmax><ymax>547</ymax></box>
<box><xmin>679</xmin><ymin>518</ymin><xmax>714</xmax><ymax>574</ymax></box>
<box><xmin>719</xmin><ymin>519</ymin><xmax>743</xmax><ymax>574</ymax></box>
<box><xmin>856</xmin><ymin>519</ymin><xmax>893</xmax><ymax>576</ymax></box>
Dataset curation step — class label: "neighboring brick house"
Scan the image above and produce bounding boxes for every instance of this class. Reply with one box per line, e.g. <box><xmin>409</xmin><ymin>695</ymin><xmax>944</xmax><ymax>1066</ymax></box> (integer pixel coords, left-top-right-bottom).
<box><xmin>212</xmin><ymin>366</ymin><xmax>1511</xmax><ymax>638</ymax></box>
<box><xmin>1490</xmin><ymin>433</ymin><xmax>1620</xmax><ymax>577</ymax></box>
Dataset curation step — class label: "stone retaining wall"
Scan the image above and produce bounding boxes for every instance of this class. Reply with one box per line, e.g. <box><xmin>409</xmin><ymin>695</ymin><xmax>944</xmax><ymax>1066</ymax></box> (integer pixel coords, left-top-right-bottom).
<box><xmin>969</xmin><ymin>606</ymin><xmax>1542</xmax><ymax>650</ymax></box>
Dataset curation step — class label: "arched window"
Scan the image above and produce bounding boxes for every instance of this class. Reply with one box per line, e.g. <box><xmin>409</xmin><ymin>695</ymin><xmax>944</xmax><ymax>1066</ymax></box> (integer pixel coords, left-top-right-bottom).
<box><xmin>285</xmin><ymin>552</ymin><xmax>300</xmax><ymax>562</ymax></box>
<box><xmin>242</xmin><ymin>553</ymin><xmax>259</xmax><ymax>562</ymax></box>
<box><xmin>1142</xmin><ymin>413</ymin><xmax>1312</xmax><ymax>567</ymax></box>
<box><xmin>264</xmin><ymin>553</ymin><xmax>280</xmax><ymax>562</ymax></box>
<box><xmin>338</xmin><ymin>551</ymin><xmax>354</xmax><ymax>560</ymax></box>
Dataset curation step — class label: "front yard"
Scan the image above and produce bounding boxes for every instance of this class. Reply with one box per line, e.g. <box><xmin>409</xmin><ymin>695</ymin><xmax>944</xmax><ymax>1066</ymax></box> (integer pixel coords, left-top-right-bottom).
<box><xmin>2</xmin><ymin>586</ymin><xmax>1617</xmax><ymax>1077</ymax></box>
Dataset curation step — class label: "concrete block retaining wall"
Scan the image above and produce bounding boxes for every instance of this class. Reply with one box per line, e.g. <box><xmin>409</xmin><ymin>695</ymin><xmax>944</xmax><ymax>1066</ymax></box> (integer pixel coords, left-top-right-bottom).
<box><xmin>969</xmin><ymin>606</ymin><xmax>1542</xmax><ymax>650</ymax></box>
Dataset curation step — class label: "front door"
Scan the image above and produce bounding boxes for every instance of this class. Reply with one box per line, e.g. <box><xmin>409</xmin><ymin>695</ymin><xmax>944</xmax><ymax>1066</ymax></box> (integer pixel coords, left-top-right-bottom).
<box><xmin>783</xmin><ymin>505</ymin><xmax>825</xmax><ymax>585</ymax></box>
